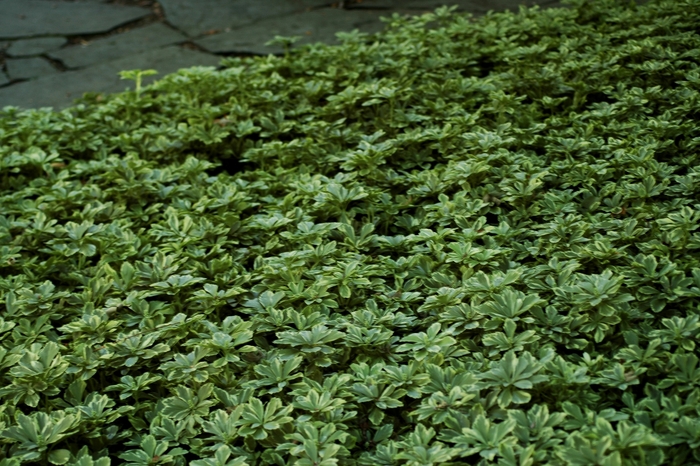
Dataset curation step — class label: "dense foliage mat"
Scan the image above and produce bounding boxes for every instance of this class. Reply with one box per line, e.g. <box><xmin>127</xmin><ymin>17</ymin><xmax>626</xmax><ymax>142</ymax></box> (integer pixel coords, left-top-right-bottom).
<box><xmin>1</xmin><ymin>0</ymin><xmax>700</xmax><ymax>464</ymax></box>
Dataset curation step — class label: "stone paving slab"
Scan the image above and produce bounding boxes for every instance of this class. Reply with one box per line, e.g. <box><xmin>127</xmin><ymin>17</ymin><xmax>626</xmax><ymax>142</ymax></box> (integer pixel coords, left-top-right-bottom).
<box><xmin>0</xmin><ymin>0</ymin><xmax>151</xmax><ymax>39</ymax></box>
<box><xmin>0</xmin><ymin>72</ymin><xmax>9</xmax><ymax>87</ymax></box>
<box><xmin>158</xmin><ymin>0</ymin><xmax>331</xmax><ymax>38</ymax></box>
<box><xmin>195</xmin><ymin>8</ymin><xmax>407</xmax><ymax>55</ymax></box>
<box><xmin>49</xmin><ymin>23</ymin><xmax>187</xmax><ymax>69</ymax></box>
<box><xmin>7</xmin><ymin>37</ymin><xmax>68</xmax><ymax>57</ymax></box>
<box><xmin>0</xmin><ymin>46</ymin><xmax>221</xmax><ymax>111</ymax></box>
<box><xmin>5</xmin><ymin>57</ymin><xmax>58</xmax><ymax>80</ymax></box>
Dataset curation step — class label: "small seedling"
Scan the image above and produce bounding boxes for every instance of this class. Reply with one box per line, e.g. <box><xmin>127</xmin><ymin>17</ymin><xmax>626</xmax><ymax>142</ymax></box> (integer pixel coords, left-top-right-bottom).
<box><xmin>118</xmin><ymin>69</ymin><xmax>158</xmax><ymax>100</ymax></box>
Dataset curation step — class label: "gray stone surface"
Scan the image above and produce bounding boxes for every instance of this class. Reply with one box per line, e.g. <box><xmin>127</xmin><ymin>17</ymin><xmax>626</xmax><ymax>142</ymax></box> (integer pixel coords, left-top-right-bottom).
<box><xmin>0</xmin><ymin>0</ymin><xmax>151</xmax><ymax>39</ymax></box>
<box><xmin>6</xmin><ymin>37</ymin><xmax>68</xmax><ymax>57</ymax></box>
<box><xmin>49</xmin><ymin>23</ymin><xmax>187</xmax><ymax>69</ymax></box>
<box><xmin>0</xmin><ymin>0</ymin><xmax>652</xmax><ymax>111</ymax></box>
<box><xmin>5</xmin><ymin>57</ymin><xmax>58</xmax><ymax>80</ymax></box>
<box><xmin>0</xmin><ymin>46</ymin><xmax>221</xmax><ymax>110</ymax></box>
<box><xmin>158</xmin><ymin>0</ymin><xmax>331</xmax><ymax>38</ymax></box>
<box><xmin>195</xmin><ymin>8</ymin><xmax>402</xmax><ymax>55</ymax></box>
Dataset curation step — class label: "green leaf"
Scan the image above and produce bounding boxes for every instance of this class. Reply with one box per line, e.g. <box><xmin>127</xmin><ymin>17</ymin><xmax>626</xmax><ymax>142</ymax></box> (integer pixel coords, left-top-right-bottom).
<box><xmin>48</xmin><ymin>449</ymin><xmax>72</xmax><ymax>465</ymax></box>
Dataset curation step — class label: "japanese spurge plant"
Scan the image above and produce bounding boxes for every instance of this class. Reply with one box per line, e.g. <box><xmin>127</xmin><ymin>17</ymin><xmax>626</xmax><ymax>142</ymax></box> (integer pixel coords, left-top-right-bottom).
<box><xmin>1</xmin><ymin>0</ymin><xmax>700</xmax><ymax>464</ymax></box>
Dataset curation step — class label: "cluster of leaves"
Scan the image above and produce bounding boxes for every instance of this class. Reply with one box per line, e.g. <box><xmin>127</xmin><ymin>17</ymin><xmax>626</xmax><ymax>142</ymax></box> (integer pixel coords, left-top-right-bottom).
<box><xmin>1</xmin><ymin>0</ymin><xmax>700</xmax><ymax>464</ymax></box>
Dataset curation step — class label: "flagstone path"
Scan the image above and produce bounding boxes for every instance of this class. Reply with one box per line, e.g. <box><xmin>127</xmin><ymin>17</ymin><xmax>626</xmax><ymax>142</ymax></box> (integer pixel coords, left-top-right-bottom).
<box><xmin>0</xmin><ymin>0</ymin><xmax>578</xmax><ymax>111</ymax></box>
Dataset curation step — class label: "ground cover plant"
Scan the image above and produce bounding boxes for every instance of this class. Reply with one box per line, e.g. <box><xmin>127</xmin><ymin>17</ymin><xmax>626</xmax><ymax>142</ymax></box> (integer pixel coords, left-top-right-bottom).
<box><xmin>1</xmin><ymin>0</ymin><xmax>700</xmax><ymax>464</ymax></box>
